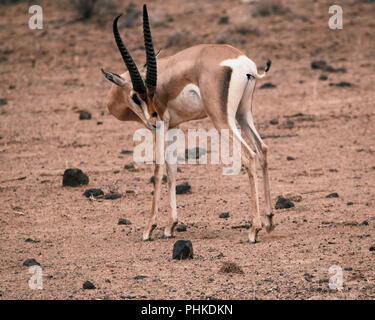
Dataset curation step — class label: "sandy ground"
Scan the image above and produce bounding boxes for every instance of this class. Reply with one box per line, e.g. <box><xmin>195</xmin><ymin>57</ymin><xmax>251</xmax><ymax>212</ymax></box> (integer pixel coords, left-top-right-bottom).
<box><xmin>0</xmin><ymin>0</ymin><xmax>374</xmax><ymax>300</ymax></box>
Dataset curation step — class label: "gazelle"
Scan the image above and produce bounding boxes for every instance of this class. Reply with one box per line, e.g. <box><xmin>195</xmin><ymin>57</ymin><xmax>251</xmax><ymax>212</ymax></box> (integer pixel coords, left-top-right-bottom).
<box><xmin>102</xmin><ymin>5</ymin><xmax>274</xmax><ymax>243</ymax></box>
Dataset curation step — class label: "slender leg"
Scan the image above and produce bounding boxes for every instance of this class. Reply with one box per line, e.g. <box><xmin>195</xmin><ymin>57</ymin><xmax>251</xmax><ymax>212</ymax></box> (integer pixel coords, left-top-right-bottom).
<box><xmin>142</xmin><ymin>163</ymin><xmax>164</xmax><ymax>240</ymax></box>
<box><xmin>237</xmin><ymin>112</ymin><xmax>274</xmax><ymax>232</ymax></box>
<box><xmin>163</xmin><ymin>161</ymin><xmax>178</xmax><ymax>238</ymax></box>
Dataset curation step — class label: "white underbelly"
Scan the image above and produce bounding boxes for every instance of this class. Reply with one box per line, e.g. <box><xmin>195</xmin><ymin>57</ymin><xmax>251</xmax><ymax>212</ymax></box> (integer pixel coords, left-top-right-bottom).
<box><xmin>167</xmin><ymin>84</ymin><xmax>206</xmax><ymax>126</ymax></box>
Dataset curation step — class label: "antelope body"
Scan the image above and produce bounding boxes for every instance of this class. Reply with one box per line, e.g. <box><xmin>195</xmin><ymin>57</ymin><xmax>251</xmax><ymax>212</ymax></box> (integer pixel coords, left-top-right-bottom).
<box><xmin>102</xmin><ymin>5</ymin><xmax>274</xmax><ymax>243</ymax></box>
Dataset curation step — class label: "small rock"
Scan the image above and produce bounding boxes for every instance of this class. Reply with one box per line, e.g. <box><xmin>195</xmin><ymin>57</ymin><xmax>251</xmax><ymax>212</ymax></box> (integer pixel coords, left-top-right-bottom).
<box><xmin>125</xmin><ymin>189</ymin><xmax>135</xmax><ymax>194</ymax></box>
<box><xmin>118</xmin><ymin>218</ymin><xmax>132</xmax><ymax>225</ymax></box>
<box><xmin>176</xmin><ymin>182</ymin><xmax>191</xmax><ymax>194</ymax></box>
<box><xmin>172</xmin><ymin>240</ymin><xmax>194</xmax><ymax>260</ymax></box>
<box><xmin>176</xmin><ymin>224</ymin><xmax>187</xmax><ymax>232</ymax></box>
<box><xmin>269</xmin><ymin>119</ymin><xmax>279</xmax><ymax>125</ymax></box>
<box><xmin>369</xmin><ymin>245</ymin><xmax>375</xmax><ymax>252</ymax></box>
<box><xmin>275</xmin><ymin>197</ymin><xmax>295</xmax><ymax>209</ymax></box>
<box><xmin>120</xmin><ymin>150</ymin><xmax>133</xmax><ymax>155</ymax></box>
<box><xmin>219</xmin><ymin>212</ymin><xmax>230</xmax><ymax>219</ymax></box>
<box><xmin>185</xmin><ymin>147</ymin><xmax>206</xmax><ymax>160</ymax></box>
<box><xmin>231</xmin><ymin>224</ymin><xmax>251</xmax><ymax>229</ymax></box>
<box><xmin>311</xmin><ymin>60</ymin><xmax>327</xmax><ymax>70</ymax></box>
<box><xmin>25</xmin><ymin>238</ymin><xmax>39</xmax><ymax>243</ymax></box>
<box><xmin>218</xmin><ymin>16</ymin><xmax>229</xmax><ymax>24</ymax></box>
<box><xmin>0</xmin><ymin>98</ymin><xmax>7</xmax><ymax>105</ymax></box>
<box><xmin>319</xmin><ymin>74</ymin><xmax>328</xmax><ymax>81</ymax></box>
<box><xmin>82</xmin><ymin>281</ymin><xmax>96</xmax><ymax>290</ymax></box>
<box><xmin>96</xmin><ymin>121</ymin><xmax>103</xmax><ymax>125</ymax></box>
<box><xmin>133</xmin><ymin>275</ymin><xmax>147</xmax><ymax>280</ymax></box>
<box><xmin>219</xmin><ymin>262</ymin><xmax>244</xmax><ymax>274</ymax></box>
<box><xmin>149</xmin><ymin>175</ymin><xmax>168</xmax><ymax>184</ymax></box>
<box><xmin>259</xmin><ymin>82</ymin><xmax>276</xmax><ymax>89</ymax></box>
<box><xmin>124</xmin><ymin>163</ymin><xmax>135</xmax><ymax>170</ymax></box>
<box><xmin>83</xmin><ymin>188</ymin><xmax>104</xmax><ymax>198</ymax></box>
<box><xmin>329</xmin><ymin>82</ymin><xmax>353</xmax><ymax>87</ymax></box>
<box><xmin>326</xmin><ymin>192</ymin><xmax>339</xmax><ymax>198</ymax></box>
<box><xmin>104</xmin><ymin>193</ymin><xmax>122</xmax><ymax>200</ymax></box>
<box><xmin>79</xmin><ymin>111</ymin><xmax>91</xmax><ymax>120</ymax></box>
<box><xmin>23</xmin><ymin>259</ymin><xmax>40</xmax><ymax>267</ymax></box>
<box><xmin>347</xmin><ymin>202</ymin><xmax>353</xmax><ymax>206</ymax></box>
<box><xmin>62</xmin><ymin>168</ymin><xmax>89</xmax><ymax>187</ymax></box>
<box><xmin>361</xmin><ymin>220</ymin><xmax>369</xmax><ymax>226</ymax></box>
<box><xmin>287</xmin><ymin>156</ymin><xmax>295</xmax><ymax>161</ymax></box>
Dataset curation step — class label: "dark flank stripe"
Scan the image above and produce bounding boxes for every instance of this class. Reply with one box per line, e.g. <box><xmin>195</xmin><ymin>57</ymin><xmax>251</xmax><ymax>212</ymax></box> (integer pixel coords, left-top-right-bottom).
<box><xmin>221</xmin><ymin>66</ymin><xmax>232</xmax><ymax>114</ymax></box>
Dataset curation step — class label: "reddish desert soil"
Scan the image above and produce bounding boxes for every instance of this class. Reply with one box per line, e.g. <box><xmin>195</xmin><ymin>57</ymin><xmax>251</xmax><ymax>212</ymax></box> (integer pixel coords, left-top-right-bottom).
<box><xmin>0</xmin><ymin>0</ymin><xmax>374</xmax><ymax>300</ymax></box>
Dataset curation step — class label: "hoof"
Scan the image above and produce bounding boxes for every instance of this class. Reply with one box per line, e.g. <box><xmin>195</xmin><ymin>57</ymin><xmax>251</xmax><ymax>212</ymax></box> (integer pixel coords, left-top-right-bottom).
<box><xmin>248</xmin><ymin>239</ymin><xmax>258</xmax><ymax>244</ymax></box>
<box><xmin>141</xmin><ymin>237</ymin><xmax>153</xmax><ymax>242</ymax></box>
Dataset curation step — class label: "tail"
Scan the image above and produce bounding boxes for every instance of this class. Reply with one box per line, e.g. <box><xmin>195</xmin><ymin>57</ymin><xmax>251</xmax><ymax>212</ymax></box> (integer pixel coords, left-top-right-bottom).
<box><xmin>254</xmin><ymin>59</ymin><xmax>272</xmax><ymax>79</ymax></box>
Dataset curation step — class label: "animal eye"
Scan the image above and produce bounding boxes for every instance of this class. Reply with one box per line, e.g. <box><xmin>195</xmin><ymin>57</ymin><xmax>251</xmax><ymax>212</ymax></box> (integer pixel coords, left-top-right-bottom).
<box><xmin>131</xmin><ymin>94</ymin><xmax>142</xmax><ymax>106</ymax></box>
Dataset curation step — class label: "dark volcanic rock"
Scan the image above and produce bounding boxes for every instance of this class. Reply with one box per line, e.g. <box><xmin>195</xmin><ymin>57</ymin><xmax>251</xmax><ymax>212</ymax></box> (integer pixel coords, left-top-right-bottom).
<box><xmin>275</xmin><ymin>197</ymin><xmax>295</xmax><ymax>209</ymax></box>
<box><xmin>83</xmin><ymin>188</ymin><xmax>104</xmax><ymax>198</ymax></box>
<box><xmin>185</xmin><ymin>147</ymin><xmax>207</xmax><ymax>160</ymax></box>
<box><xmin>329</xmin><ymin>82</ymin><xmax>353</xmax><ymax>87</ymax></box>
<box><xmin>319</xmin><ymin>74</ymin><xmax>328</xmax><ymax>81</ymax></box>
<box><xmin>82</xmin><ymin>281</ymin><xmax>96</xmax><ymax>290</ymax></box>
<box><xmin>118</xmin><ymin>218</ymin><xmax>132</xmax><ymax>225</ymax></box>
<box><xmin>133</xmin><ymin>275</ymin><xmax>147</xmax><ymax>280</ymax></box>
<box><xmin>231</xmin><ymin>224</ymin><xmax>251</xmax><ymax>229</ymax></box>
<box><xmin>172</xmin><ymin>240</ymin><xmax>194</xmax><ymax>260</ymax></box>
<box><xmin>124</xmin><ymin>163</ymin><xmax>135</xmax><ymax>170</ymax></box>
<box><xmin>269</xmin><ymin>119</ymin><xmax>279</xmax><ymax>125</ymax></box>
<box><xmin>120</xmin><ymin>149</ymin><xmax>133</xmax><ymax>155</ymax></box>
<box><xmin>311</xmin><ymin>60</ymin><xmax>327</xmax><ymax>70</ymax></box>
<box><xmin>104</xmin><ymin>193</ymin><xmax>122</xmax><ymax>200</ymax></box>
<box><xmin>25</xmin><ymin>238</ymin><xmax>39</xmax><ymax>243</ymax></box>
<box><xmin>259</xmin><ymin>82</ymin><xmax>276</xmax><ymax>89</ymax></box>
<box><xmin>176</xmin><ymin>182</ymin><xmax>191</xmax><ymax>194</ymax></box>
<box><xmin>23</xmin><ymin>259</ymin><xmax>41</xmax><ymax>267</ymax></box>
<box><xmin>79</xmin><ymin>111</ymin><xmax>91</xmax><ymax>120</ymax></box>
<box><xmin>326</xmin><ymin>192</ymin><xmax>339</xmax><ymax>198</ymax></box>
<box><xmin>287</xmin><ymin>156</ymin><xmax>295</xmax><ymax>161</ymax></box>
<box><xmin>176</xmin><ymin>224</ymin><xmax>187</xmax><ymax>232</ymax></box>
<box><xmin>0</xmin><ymin>98</ymin><xmax>7</xmax><ymax>105</ymax></box>
<box><xmin>219</xmin><ymin>212</ymin><xmax>230</xmax><ymax>219</ymax></box>
<box><xmin>62</xmin><ymin>168</ymin><xmax>89</xmax><ymax>187</ymax></box>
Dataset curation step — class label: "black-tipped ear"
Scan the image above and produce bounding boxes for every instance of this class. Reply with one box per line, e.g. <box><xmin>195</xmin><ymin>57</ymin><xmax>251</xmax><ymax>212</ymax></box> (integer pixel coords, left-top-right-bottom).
<box><xmin>101</xmin><ymin>68</ymin><xmax>126</xmax><ymax>87</ymax></box>
<box><xmin>265</xmin><ymin>59</ymin><xmax>272</xmax><ymax>72</ymax></box>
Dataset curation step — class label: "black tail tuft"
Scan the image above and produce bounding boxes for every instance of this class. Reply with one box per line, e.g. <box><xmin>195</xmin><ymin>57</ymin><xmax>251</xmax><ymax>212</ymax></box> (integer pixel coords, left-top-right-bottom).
<box><xmin>265</xmin><ymin>59</ymin><xmax>272</xmax><ymax>72</ymax></box>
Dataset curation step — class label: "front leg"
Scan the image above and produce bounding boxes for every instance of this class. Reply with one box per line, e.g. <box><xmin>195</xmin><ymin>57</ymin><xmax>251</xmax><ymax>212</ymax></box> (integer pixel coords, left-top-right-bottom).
<box><xmin>163</xmin><ymin>161</ymin><xmax>178</xmax><ymax>238</ymax></box>
<box><xmin>142</xmin><ymin>163</ymin><xmax>164</xmax><ymax>241</ymax></box>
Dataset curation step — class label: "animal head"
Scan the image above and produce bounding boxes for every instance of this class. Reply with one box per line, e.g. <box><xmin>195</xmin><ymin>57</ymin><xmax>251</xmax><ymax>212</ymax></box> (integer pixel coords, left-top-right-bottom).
<box><xmin>102</xmin><ymin>4</ymin><xmax>158</xmax><ymax>130</ymax></box>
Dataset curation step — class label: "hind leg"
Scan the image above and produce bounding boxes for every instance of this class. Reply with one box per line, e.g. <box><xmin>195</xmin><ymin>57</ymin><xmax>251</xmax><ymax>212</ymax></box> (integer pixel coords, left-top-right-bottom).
<box><xmin>236</xmin><ymin>111</ymin><xmax>274</xmax><ymax>232</ymax></box>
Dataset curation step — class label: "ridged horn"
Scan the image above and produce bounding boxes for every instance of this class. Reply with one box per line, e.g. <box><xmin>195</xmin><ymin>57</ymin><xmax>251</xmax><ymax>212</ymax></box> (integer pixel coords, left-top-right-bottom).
<box><xmin>143</xmin><ymin>4</ymin><xmax>157</xmax><ymax>95</ymax></box>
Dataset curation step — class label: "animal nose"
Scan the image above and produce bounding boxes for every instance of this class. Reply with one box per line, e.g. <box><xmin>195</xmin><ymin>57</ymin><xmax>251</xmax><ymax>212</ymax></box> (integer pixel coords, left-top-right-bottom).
<box><xmin>151</xmin><ymin>112</ymin><xmax>158</xmax><ymax>118</ymax></box>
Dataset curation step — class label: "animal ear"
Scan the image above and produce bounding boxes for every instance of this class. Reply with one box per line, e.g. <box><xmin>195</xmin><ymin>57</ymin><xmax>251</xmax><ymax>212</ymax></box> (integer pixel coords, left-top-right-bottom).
<box><xmin>101</xmin><ymin>69</ymin><xmax>126</xmax><ymax>87</ymax></box>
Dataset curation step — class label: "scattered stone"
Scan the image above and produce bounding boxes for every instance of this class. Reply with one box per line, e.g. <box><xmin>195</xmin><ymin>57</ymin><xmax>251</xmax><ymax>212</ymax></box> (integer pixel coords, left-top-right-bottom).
<box><xmin>326</xmin><ymin>192</ymin><xmax>339</xmax><ymax>198</ymax></box>
<box><xmin>311</xmin><ymin>60</ymin><xmax>327</xmax><ymax>70</ymax></box>
<box><xmin>176</xmin><ymin>224</ymin><xmax>187</xmax><ymax>232</ymax></box>
<box><xmin>96</xmin><ymin>121</ymin><xmax>103</xmax><ymax>125</ymax></box>
<box><xmin>285</xmin><ymin>112</ymin><xmax>305</xmax><ymax>118</ymax></box>
<box><xmin>219</xmin><ymin>262</ymin><xmax>244</xmax><ymax>274</ymax></box>
<box><xmin>79</xmin><ymin>111</ymin><xmax>91</xmax><ymax>120</ymax></box>
<box><xmin>82</xmin><ymin>280</ymin><xmax>96</xmax><ymax>290</ymax></box>
<box><xmin>369</xmin><ymin>245</ymin><xmax>375</xmax><ymax>252</ymax></box>
<box><xmin>329</xmin><ymin>82</ymin><xmax>353</xmax><ymax>87</ymax></box>
<box><xmin>219</xmin><ymin>212</ymin><xmax>230</xmax><ymax>219</ymax></box>
<box><xmin>62</xmin><ymin>168</ymin><xmax>89</xmax><ymax>187</ymax></box>
<box><xmin>275</xmin><ymin>197</ymin><xmax>295</xmax><ymax>209</ymax></box>
<box><xmin>25</xmin><ymin>238</ymin><xmax>39</xmax><ymax>243</ymax></box>
<box><xmin>319</xmin><ymin>74</ymin><xmax>328</xmax><ymax>81</ymax></box>
<box><xmin>218</xmin><ymin>16</ymin><xmax>229</xmax><ymax>24</ymax></box>
<box><xmin>361</xmin><ymin>220</ymin><xmax>369</xmax><ymax>226</ymax></box>
<box><xmin>344</xmin><ymin>267</ymin><xmax>353</xmax><ymax>271</ymax></box>
<box><xmin>176</xmin><ymin>182</ymin><xmax>191</xmax><ymax>194</ymax></box>
<box><xmin>347</xmin><ymin>202</ymin><xmax>354</xmax><ymax>206</ymax></box>
<box><xmin>125</xmin><ymin>189</ymin><xmax>135</xmax><ymax>194</ymax></box>
<box><xmin>231</xmin><ymin>224</ymin><xmax>251</xmax><ymax>229</ymax></box>
<box><xmin>172</xmin><ymin>240</ymin><xmax>194</xmax><ymax>260</ymax></box>
<box><xmin>124</xmin><ymin>163</ymin><xmax>135</xmax><ymax>170</ymax></box>
<box><xmin>104</xmin><ymin>192</ymin><xmax>122</xmax><ymax>200</ymax></box>
<box><xmin>269</xmin><ymin>119</ymin><xmax>279</xmax><ymax>125</ymax></box>
<box><xmin>287</xmin><ymin>156</ymin><xmax>295</xmax><ymax>161</ymax></box>
<box><xmin>282</xmin><ymin>119</ymin><xmax>295</xmax><ymax>129</ymax></box>
<box><xmin>23</xmin><ymin>258</ymin><xmax>40</xmax><ymax>267</ymax></box>
<box><xmin>118</xmin><ymin>218</ymin><xmax>132</xmax><ymax>225</ymax></box>
<box><xmin>83</xmin><ymin>188</ymin><xmax>104</xmax><ymax>198</ymax></box>
<box><xmin>133</xmin><ymin>275</ymin><xmax>147</xmax><ymax>280</ymax></box>
<box><xmin>0</xmin><ymin>98</ymin><xmax>7</xmax><ymax>105</ymax></box>
<box><xmin>149</xmin><ymin>175</ymin><xmax>168</xmax><ymax>184</ymax></box>
<box><xmin>259</xmin><ymin>82</ymin><xmax>276</xmax><ymax>89</ymax></box>
<box><xmin>120</xmin><ymin>149</ymin><xmax>133</xmax><ymax>155</ymax></box>
<box><xmin>329</xmin><ymin>168</ymin><xmax>338</xmax><ymax>172</ymax></box>
<box><xmin>185</xmin><ymin>147</ymin><xmax>206</xmax><ymax>160</ymax></box>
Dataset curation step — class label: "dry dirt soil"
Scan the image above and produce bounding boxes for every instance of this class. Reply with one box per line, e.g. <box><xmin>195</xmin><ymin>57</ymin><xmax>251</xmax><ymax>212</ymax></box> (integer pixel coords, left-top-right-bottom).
<box><xmin>0</xmin><ymin>0</ymin><xmax>374</xmax><ymax>300</ymax></box>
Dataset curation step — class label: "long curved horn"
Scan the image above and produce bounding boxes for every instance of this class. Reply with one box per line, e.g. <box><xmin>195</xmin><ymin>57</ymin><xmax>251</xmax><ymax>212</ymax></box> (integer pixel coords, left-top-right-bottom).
<box><xmin>143</xmin><ymin>5</ymin><xmax>157</xmax><ymax>95</ymax></box>
<box><xmin>113</xmin><ymin>14</ymin><xmax>146</xmax><ymax>95</ymax></box>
